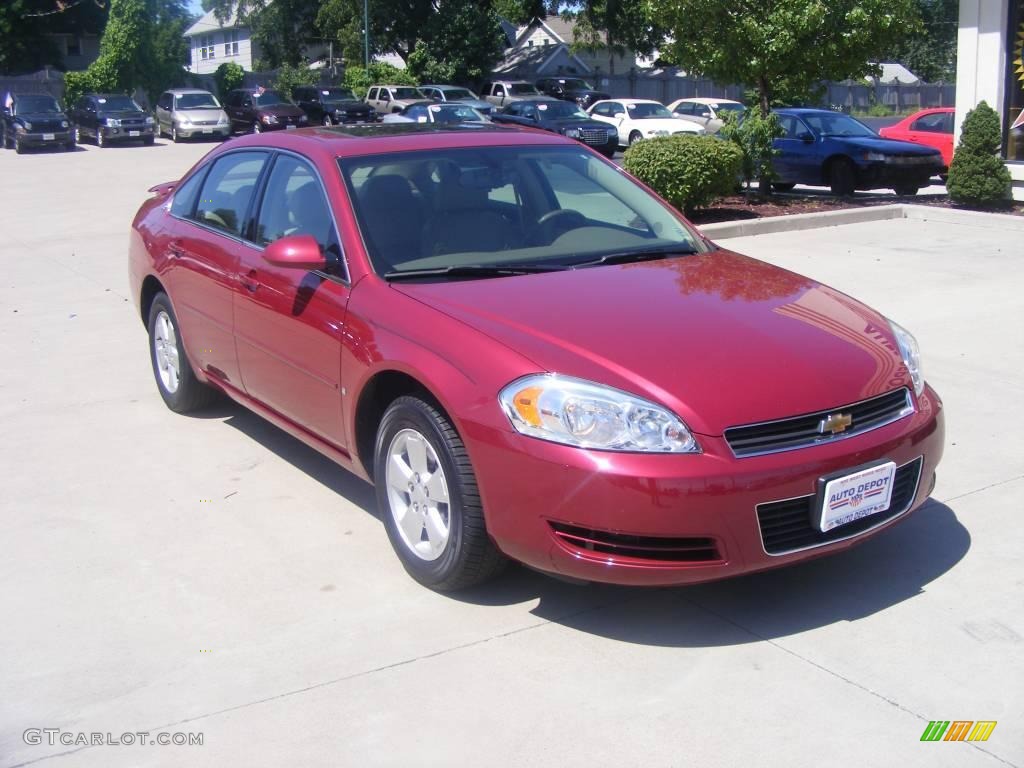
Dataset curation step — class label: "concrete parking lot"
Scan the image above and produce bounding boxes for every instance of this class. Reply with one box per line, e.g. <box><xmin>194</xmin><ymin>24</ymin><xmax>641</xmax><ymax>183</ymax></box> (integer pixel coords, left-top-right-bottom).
<box><xmin>1</xmin><ymin>138</ymin><xmax>1021</xmax><ymax>767</ymax></box>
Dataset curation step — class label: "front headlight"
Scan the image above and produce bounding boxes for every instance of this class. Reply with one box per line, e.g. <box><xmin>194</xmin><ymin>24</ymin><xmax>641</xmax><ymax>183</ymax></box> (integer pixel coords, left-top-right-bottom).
<box><xmin>262</xmin><ymin>114</ymin><xmax>278</xmax><ymax>124</ymax></box>
<box><xmin>563</xmin><ymin>127</ymin><xmax>580</xmax><ymax>138</ymax></box>
<box><xmin>177</xmin><ymin>115</ymin><xmax>191</xmax><ymax>126</ymax></box>
<box><xmin>499</xmin><ymin>374</ymin><xmax>700</xmax><ymax>453</ymax></box>
<box><xmin>21</xmin><ymin>121</ymin><xmax>31</xmax><ymax>131</ymax></box>
<box><xmin>217</xmin><ymin>114</ymin><xmax>228</xmax><ymax>125</ymax></box>
<box><xmin>607</xmin><ymin>127</ymin><xmax>617</xmax><ymax>138</ymax></box>
<box><xmin>299</xmin><ymin>114</ymin><xmax>308</xmax><ymax>123</ymax></box>
<box><xmin>61</xmin><ymin>120</ymin><xmax>69</xmax><ymax>128</ymax></box>
<box><xmin>889</xmin><ymin>320</ymin><xmax>924</xmax><ymax>396</ymax></box>
<box><xmin>145</xmin><ymin>116</ymin><xmax>155</xmax><ymax>125</ymax></box>
<box><xmin>105</xmin><ymin>118</ymin><xmax>121</xmax><ymax>127</ymax></box>
<box><xmin>864</xmin><ymin>151</ymin><xmax>887</xmax><ymax>162</ymax></box>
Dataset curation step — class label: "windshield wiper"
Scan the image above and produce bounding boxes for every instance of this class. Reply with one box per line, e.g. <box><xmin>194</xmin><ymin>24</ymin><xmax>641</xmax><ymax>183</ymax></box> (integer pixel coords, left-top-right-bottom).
<box><xmin>384</xmin><ymin>264</ymin><xmax>567</xmax><ymax>280</ymax></box>
<box><xmin>567</xmin><ymin>245</ymin><xmax>698</xmax><ymax>268</ymax></box>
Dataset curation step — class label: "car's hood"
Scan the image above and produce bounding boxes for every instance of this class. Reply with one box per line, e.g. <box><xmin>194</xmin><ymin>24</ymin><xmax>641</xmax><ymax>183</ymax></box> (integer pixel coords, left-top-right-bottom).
<box><xmin>829</xmin><ymin>135</ymin><xmax>942</xmax><ymax>156</ymax></box>
<box><xmin>451</xmin><ymin>98</ymin><xmax>492</xmax><ymax>111</ymax></box>
<box><xmin>568</xmin><ymin>89</ymin><xmax>610</xmax><ymax>100</ymax></box>
<box><xmin>393</xmin><ymin>251</ymin><xmax>910</xmax><ymax>435</ymax></box>
<box><xmin>16</xmin><ymin>112</ymin><xmax>66</xmax><ymax>121</ymax></box>
<box><xmin>177</xmin><ymin>107</ymin><xmax>226</xmax><ymax>120</ymax></box>
<box><xmin>325</xmin><ymin>100</ymin><xmax>369</xmax><ymax>111</ymax></box>
<box><xmin>98</xmin><ymin>110</ymin><xmax>147</xmax><ymax>119</ymax></box>
<box><xmin>631</xmin><ymin>117</ymin><xmax>701</xmax><ymax>132</ymax></box>
<box><xmin>257</xmin><ymin>104</ymin><xmax>305</xmax><ymax>118</ymax></box>
<box><xmin>546</xmin><ymin>117</ymin><xmax>614</xmax><ymax>131</ymax></box>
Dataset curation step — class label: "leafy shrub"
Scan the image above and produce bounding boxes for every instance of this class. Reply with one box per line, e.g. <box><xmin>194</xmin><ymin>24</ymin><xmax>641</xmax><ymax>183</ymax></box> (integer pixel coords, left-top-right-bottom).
<box><xmin>272</xmin><ymin>63</ymin><xmax>319</xmax><ymax>99</ymax></box>
<box><xmin>718</xmin><ymin>110</ymin><xmax>782</xmax><ymax>193</ymax></box>
<box><xmin>623</xmin><ymin>134</ymin><xmax>744</xmax><ymax>214</ymax></box>
<box><xmin>213</xmin><ymin>62</ymin><xmax>245</xmax><ymax>100</ymax></box>
<box><xmin>343</xmin><ymin>62</ymin><xmax>418</xmax><ymax>99</ymax></box>
<box><xmin>947</xmin><ymin>101</ymin><xmax>1012</xmax><ymax>208</ymax></box>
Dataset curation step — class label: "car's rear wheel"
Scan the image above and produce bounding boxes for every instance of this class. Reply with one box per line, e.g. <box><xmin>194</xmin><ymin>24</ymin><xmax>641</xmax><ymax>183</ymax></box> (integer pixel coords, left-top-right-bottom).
<box><xmin>772</xmin><ymin>182</ymin><xmax>797</xmax><ymax>192</ymax></box>
<box><xmin>828</xmin><ymin>158</ymin><xmax>857</xmax><ymax>197</ymax></box>
<box><xmin>147</xmin><ymin>293</ymin><xmax>218</xmax><ymax>413</ymax></box>
<box><xmin>374</xmin><ymin>395</ymin><xmax>506</xmax><ymax>591</ymax></box>
<box><xmin>893</xmin><ymin>183</ymin><xmax>919</xmax><ymax>196</ymax></box>
<box><xmin>628</xmin><ymin>130</ymin><xmax>643</xmax><ymax>146</ymax></box>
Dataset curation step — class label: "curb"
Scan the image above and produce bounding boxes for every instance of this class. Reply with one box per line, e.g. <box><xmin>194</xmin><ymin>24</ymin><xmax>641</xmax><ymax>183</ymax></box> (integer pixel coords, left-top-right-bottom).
<box><xmin>699</xmin><ymin>203</ymin><xmax>1024</xmax><ymax>239</ymax></box>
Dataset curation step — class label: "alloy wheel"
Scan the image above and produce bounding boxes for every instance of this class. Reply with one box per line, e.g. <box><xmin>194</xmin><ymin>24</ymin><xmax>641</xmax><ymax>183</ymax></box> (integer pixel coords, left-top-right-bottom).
<box><xmin>152</xmin><ymin>310</ymin><xmax>181</xmax><ymax>394</ymax></box>
<box><xmin>385</xmin><ymin>428</ymin><xmax>451</xmax><ymax>561</ymax></box>
<box><xmin>323</xmin><ymin>115</ymin><xmax>333</xmax><ymax>126</ymax></box>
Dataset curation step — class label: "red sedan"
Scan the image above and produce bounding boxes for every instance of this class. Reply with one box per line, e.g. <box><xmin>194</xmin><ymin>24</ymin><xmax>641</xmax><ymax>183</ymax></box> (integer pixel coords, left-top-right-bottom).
<box><xmin>129</xmin><ymin>125</ymin><xmax>944</xmax><ymax>591</ymax></box>
<box><xmin>879</xmin><ymin>107</ymin><xmax>955</xmax><ymax>170</ymax></box>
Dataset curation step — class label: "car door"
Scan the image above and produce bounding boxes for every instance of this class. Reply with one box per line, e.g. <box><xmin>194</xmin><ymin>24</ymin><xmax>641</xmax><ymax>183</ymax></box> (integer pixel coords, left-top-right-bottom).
<box><xmin>156</xmin><ymin>92</ymin><xmax>172</xmax><ymax>135</ymax></box>
<box><xmin>163</xmin><ymin>150</ymin><xmax>270</xmax><ymax>389</ymax></box>
<box><xmin>905</xmin><ymin>111</ymin><xmax>953</xmax><ymax>163</ymax></box>
<box><xmin>234</xmin><ymin>151</ymin><xmax>349</xmax><ymax>448</ymax></box>
<box><xmin>492</xmin><ymin>84</ymin><xmax>507</xmax><ymax>107</ymax></box>
<box><xmin>774</xmin><ymin>115</ymin><xmax>817</xmax><ymax>183</ymax></box>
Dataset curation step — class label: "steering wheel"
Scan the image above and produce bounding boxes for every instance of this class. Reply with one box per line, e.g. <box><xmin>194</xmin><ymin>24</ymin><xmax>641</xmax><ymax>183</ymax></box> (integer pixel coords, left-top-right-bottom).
<box><xmin>535</xmin><ymin>209</ymin><xmax>588</xmax><ymax>244</ymax></box>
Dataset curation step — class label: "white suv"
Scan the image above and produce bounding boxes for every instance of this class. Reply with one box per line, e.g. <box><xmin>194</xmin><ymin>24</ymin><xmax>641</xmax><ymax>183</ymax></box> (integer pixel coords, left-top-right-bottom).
<box><xmin>588</xmin><ymin>99</ymin><xmax>704</xmax><ymax>148</ymax></box>
<box><xmin>365</xmin><ymin>85</ymin><xmax>427</xmax><ymax>114</ymax></box>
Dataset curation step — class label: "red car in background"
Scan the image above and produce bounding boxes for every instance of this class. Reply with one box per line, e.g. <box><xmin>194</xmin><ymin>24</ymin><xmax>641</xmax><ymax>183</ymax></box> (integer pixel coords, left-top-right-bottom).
<box><xmin>879</xmin><ymin>107</ymin><xmax>955</xmax><ymax>173</ymax></box>
<box><xmin>129</xmin><ymin>124</ymin><xmax>944</xmax><ymax>591</ymax></box>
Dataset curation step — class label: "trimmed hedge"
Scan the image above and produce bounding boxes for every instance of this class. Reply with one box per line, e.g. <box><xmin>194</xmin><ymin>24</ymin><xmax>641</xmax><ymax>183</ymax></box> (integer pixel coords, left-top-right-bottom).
<box><xmin>213</xmin><ymin>62</ymin><xmax>245</xmax><ymax>101</ymax></box>
<box><xmin>947</xmin><ymin>100</ymin><xmax>1012</xmax><ymax>209</ymax></box>
<box><xmin>623</xmin><ymin>134</ymin><xmax>743</xmax><ymax>214</ymax></box>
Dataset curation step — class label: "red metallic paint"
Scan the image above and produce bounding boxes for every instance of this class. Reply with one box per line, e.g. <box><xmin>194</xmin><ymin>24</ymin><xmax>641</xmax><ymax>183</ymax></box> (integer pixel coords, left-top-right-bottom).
<box><xmin>879</xmin><ymin>108</ymin><xmax>955</xmax><ymax>168</ymax></box>
<box><xmin>129</xmin><ymin>126</ymin><xmax>945</xmax><ymax>586</ymax></box>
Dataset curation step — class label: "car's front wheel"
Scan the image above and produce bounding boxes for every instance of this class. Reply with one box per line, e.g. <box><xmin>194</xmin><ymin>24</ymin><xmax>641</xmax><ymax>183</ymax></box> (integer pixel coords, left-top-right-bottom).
<box><xmin>828</xmin><ymin>158</ymin><xmax>857</xmax><ymax>197</ymax></box>
<box><xmin>252</xmin><ymin>121</ymin><xmax>262</xmax><ymax>134</ymax></box>
<box><xmin>147</xmin><ymin>293</ymin><xmax>218</xmax><ymax>413</ymax></box>
<box><xmin>893</xmin><ymin>183</ymin><xmax>919</xmax><ymax>196</ymax></box>
<box><xmin>323</xmin><ymin>114</ymin><xmax>333</xmax><ymax>126</ymax></box>
<box><xmin>96</xmin><ymin>130</ymin><xmax>106</xmax><ymax>148</ymax></box>
<box><xmin>772</xmin><ymin>182</ymin><xmax>797</xmax><ymax>192</ymax></box>
<box><xmin>374</xmin><ymin>396</ymin><xmax>506</xmax><ymax>591</ymax></box>
<box><xmin>628</xmin><ymin>130</ymin><xmax>643</xmax><ymax>146</ymax></box>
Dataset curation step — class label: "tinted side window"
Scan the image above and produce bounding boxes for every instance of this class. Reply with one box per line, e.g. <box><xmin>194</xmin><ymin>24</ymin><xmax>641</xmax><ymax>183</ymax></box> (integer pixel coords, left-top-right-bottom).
<box><xmin>910</xmin><ymin>113</ymin><xmax>947</xmax><ymax>133</ymax></box>
<box><xmin>171</xmin><ymin>169</ymin><xmax>207</xmax><ymax>218</ymax></box>
<box><xmin>494</xmin><ymin>85</ymin><xmax>505</xmax><ymax>96</ymax></box>
<box><xmin>158</xmin><ymin>93</ymin><xmax>172</xmax><ymax>110</ymax></box>
<box><xmin>194</xmin><ymin>152</ymin><xmax>268</xmax><ymax>237</ymax></box>
<box><xmin>255</xmin><ymin>155</ymin><xmax>341</xmax><ymax>267</ymax></box>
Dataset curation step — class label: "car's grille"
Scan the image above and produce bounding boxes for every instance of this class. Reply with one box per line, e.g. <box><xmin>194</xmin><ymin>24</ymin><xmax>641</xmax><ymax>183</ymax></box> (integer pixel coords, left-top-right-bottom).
<box><xmin>120</xmin><ymin>117</ymin><xmax>147</xmax><ymax>128</ymax></box>
<box><xmin>579</xmin><ymin>127</ymin><xmax>610</xmax><ymax>145</ymax></box>
<box><xmin>756</xmin><ymin>457</ymin><xmax>923</xmax><ymax>555</ymax></box>
<box><xmin>191</xmin><ymin>119</ymin><xmax>219</xmax><ymax>126</ymax></box>
<box><xmin>549</xmin><ymin>522</ymin><xmax>723</xmax><ymax>564</ymax></box>
<box><xmin>30</xmin><ymin>119</ymin><xmax>65</xmax><ymax>132</ymax></box>
<box><xmin>724</xmin><ymin>388</ymin><xmax>913</xmax><ymax>458</ymax></box>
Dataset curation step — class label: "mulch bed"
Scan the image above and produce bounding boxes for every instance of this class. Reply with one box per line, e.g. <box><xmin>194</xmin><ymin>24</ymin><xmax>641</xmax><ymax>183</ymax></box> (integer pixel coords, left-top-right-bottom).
<box><xmin>687</xmin><ymin>191</ymin><xmax>1024</xmax><ymax>225</ymax></box>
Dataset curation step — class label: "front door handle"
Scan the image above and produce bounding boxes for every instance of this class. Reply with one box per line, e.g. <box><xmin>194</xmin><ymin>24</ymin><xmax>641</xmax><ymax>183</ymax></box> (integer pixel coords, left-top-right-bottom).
<box><xmin>241</xmin><ymin>269</ymin><xmax>260</xmax><ymax>293</ymax></box>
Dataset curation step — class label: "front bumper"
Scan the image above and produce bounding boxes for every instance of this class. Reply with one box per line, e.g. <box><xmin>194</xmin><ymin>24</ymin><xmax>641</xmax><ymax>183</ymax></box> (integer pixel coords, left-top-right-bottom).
<box><xmin>469</xmin><ymin>384</ymin><xmax>944</xmax><ymax>586</ymax></box>
<box><xmin>101</xmin><ymin>125</ymin><xmax>155</xmax><ymax>141</ymax></box>
<box><xmin>17</xmin><ymin>130</ymin><xmax>73</xmax><ymax>146</ymax></box>
<box><xmin>859</xmin><ymin>161</ymin><xmax>944</xmax><ymax>189</ymax></box>
<box><xmin>177</xmin><ymin>125</ymin><xmax>231</xmax><ymax>138</ymax></box>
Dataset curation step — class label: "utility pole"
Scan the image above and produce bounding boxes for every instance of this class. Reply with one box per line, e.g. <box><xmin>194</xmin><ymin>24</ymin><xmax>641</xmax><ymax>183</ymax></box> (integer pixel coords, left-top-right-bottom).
<box><xmin>363</xmin><ymin>0</ymin><xmax>370</xmax><ymax>70</ymax></box>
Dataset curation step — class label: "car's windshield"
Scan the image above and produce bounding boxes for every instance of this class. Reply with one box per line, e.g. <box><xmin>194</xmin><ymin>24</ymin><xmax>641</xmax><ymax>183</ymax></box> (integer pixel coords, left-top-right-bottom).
<box><xmin>536</xmin><ymin>101</ymin><xmax>589</xmax><ymax>120</ymax></box>
<box><xmin>96</xmin><ymin>95</ymin><xmax>141</xmax><ymax>111</ymax></box>
<box><xmin>340</xmin><ymin>146</ymin><xmax>703</xmax><ymax>279</ymax></box>
<box><xmin>253</xmin><ymin>90</ymin><xmax>290</xmax><ymax>106</ymax></box>
<box><xmin>15</xmin><ymin>95</ymin><xmax>60</xmax><ymax>114</ymax></box>
<box><xmin>392</xmin><ymin>87</ymin><xmax>424</xmax><ymax>100</ymax></box>
<box><xmin>442</xmin><ymin>88</ymin><xmax>477</xmax><ymax>100</ymax></box>
<box><xmin>176</xmin><ymin>93</ymin><xmax>220</xmax><ymax>109</ymax></box>
<box><xmin>509</xmin><ymin>83</ymin><xmax>540</xmax><ymax>95</ymax></box>
<box><xmin>430</xmin><ymin>105</ymin><xmax>486</xmax><ymax>123</ymax></box>
<box><xmin>322</xmin><ymin>88</ymin><xmax>356</xmax><ymax>101</ymax></box>
<box><xmin>627</xmin><ymin>102</ymin><xmax>672</xmax><ymax>119</ymax></box>
<box><xmin>802</xmin><ymin>113</ymin><xmax>877</xmax><ymax>137</ymax></box>
<box><xmin>561</xmin><ymin>79</ymin><xmax>593</xmax><ymax>90</ymax></box>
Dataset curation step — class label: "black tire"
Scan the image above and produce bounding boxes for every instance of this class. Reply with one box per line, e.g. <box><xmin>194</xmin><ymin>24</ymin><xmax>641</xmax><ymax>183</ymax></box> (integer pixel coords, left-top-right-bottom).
<box><xmin>171</xmin><ymin>125</ymin><xmax>180</xmax><ymax>143</ymax></box>
<box><xmin>96</xmin><ymin>130</ymin><xmax>105</xmax><ymax>148</ymax></box>
<box><xmin>893</xmin><ymin>183</ymin><xmax>919</xmax><ymax>196</ymax></box>
<box><xmin>14</xmin><ymin>137</ymin><xmax>24</xmax><ymax>154</ymax></box>
<box><xmin>1</xmin><ymin>129</ymin><xmax>8</xmax><ymax>149</ymax></box>
<box><xmin>772</xmin><ymin>182</ymin><xmax>797</xmax><ymax>192</ymax></box>
<box><xmin>828</xmin><ymin>158</ymin><xmax>857</xmax><ymax>197</ymax></box>
<box><xmin>147</xmin><ymin>293</ymin><xmax>218</xmax><ymax>413</ymax></box>
<box><xmin>323</xmin><ymin>114</ymin><xmax>333</xmax><ymax>126</ymax></box>
<box><xmin>374</xmin><ymin>395</ymin><xmax>507</xmax><ymax>591</ymax></box>
<box><xmin>628</xmin><ymin>130</ymin><xmax>643</xmax><ymax>146</ymax></box>
<box><xmin>144</xmin><ymin>135</ymin><xmax>155</xmax><ymax>146</ymax></box>
<box><xmin>252</xmin><ymin>121</ymin><xmax>262</xmax><ymax>134</ymax></box>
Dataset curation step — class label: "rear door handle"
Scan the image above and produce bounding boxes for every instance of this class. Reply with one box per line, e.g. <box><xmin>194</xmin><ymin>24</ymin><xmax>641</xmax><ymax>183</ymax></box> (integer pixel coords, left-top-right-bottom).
<box><xmin>168</xmin><ymin>240</ymin><xmax>184</xmax><ymax>258</ymax></box>
<box><xmin>241</xmin><ymin>269</ymin><xmax>260</xmax><ymax>293</ymax></box>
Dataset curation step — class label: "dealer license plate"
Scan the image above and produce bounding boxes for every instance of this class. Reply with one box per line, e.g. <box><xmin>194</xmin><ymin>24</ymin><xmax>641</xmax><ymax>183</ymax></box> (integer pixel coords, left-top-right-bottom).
<box><xmin>42</xmin><ymin>133</ymin><xmax>55</xmax><ymax>141</ymax></box>
<box><xmin>129</xmin><ymin>130</ymin><xmax>140</xmax><ymax>137</ymax></box>
<box><xmin>819</xmin><ymin>461</ymin><xmax>896</xmax><ymax>532</ymax></box>
<box><xmin>202</xmin><ymin>129</ymin><xmax>212</xmax><ymax>134</ymax></box>
<box><xmin>285</xmin><ymin>124</ymin><xmax>297</xmax><ymax>130</ymax></box>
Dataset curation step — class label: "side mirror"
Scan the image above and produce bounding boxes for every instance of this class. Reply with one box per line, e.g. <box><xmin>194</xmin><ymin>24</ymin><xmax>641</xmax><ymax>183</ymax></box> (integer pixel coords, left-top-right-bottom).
<box><xmin>798</xmin><ymin>132</ymin><xmax>815</xmax><ymax>143</ymax></box>
<box><xmin>616</xmin><ymin>115</ymin><xmax>625</xmax><ymax>124</ymax></box>
<box><xmin>263</xmin><ymin>234</ymin><xmax>326</xmax><ymax>271</ymax></box>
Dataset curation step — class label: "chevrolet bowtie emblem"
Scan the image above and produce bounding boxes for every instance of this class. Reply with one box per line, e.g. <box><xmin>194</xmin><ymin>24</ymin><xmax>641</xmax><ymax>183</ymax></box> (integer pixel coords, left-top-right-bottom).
<box><xmin>819</xmin><ymin>412</ymin><xmax>853</xmax><ymax>435</ymax></box>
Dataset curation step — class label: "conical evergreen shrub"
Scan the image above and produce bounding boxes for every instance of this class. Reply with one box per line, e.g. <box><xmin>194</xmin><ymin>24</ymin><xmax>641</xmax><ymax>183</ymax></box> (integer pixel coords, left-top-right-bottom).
<box><xmin>947</xmin><ymin>101</ymin><xmax>1012</xmax><ymax>208</ymax></box>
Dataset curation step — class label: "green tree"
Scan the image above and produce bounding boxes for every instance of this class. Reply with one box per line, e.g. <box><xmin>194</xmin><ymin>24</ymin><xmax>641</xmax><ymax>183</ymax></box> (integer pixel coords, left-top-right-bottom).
<box><xmin>0</xmin><ymin>0</ymin><xmax>107</xmax><ymax>75</ymax></box>
<box><xmin>406</xmin><ymin>0</ymin><xmax>507</xmax><ymax>86</ymax></box>
<box><xmin>493</xmin><ymin>0</ymin><xmax>552</xmax><ymax>25</ymax></box>
<box><xmin>343</xmin><ymin>62</ymin><xmax>417</xmax><ymax>98</ymax></box>
<box><xmin>890</xmin><ymin>0</ymin><xmax>958</xmax><ymax>82</ymax></box>
<box><xmin>947</xmin><ymin>101</ymin><xmax>1013</xmax><ymax>209</ymax></box>
<box><xmin>213</xmin><ymin>61</ymin><xmax>245</xmax><ymax>99</ymax></box>
<box><xmin>650</xmin><ymin>0</ymin><xmax>920</xmax><ymax>116</ymax></box>
<box><xmin>563</xmin><ymin>1</ymin><xmax>667</xmax><ymax>75</ymax></box>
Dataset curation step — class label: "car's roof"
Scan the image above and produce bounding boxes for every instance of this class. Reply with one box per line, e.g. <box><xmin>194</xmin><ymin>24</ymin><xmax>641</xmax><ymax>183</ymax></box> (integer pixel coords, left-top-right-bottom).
<box><xmin>774</xmin><ymin>107</ymin><xmax>847</xmax><ymax>115</ymax></box>
<box><xmin>90</xmin><ymin>93</ymin><xmax>134</xmax><ymax>99</ymax></box>
<box><xmin>605</xmin><ymin>98</ymin><xmax>661</xmax><ymax>105</ymax></box>
<box><xmin>679</xmin><ymin>97</ymin><xmax>741</xmax><ymax>104</ymax></box>
<box><xmin>371</xmin><ymin>84</ymin><xmax>420</xmax><ymax>89</ymax></box>
<box><xmin>167</xmin><ymin>88</ymin><xmax>214</xmax><ymax>95</ymax></box>
<box><xmin>421</xmin><ymin>84</ymin><xmax>468</xmax><ymax>90</ymax></box>
<box><xmin>219</xmin><ymin>123</ymin><xmax>572</xmax><ymax>160</ymax></box>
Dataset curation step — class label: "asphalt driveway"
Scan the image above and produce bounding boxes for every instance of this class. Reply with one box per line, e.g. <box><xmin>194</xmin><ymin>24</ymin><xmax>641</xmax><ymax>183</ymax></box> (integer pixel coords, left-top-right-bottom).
<box><xmin>0</xmin><ymin>138</ymin><xmax>1020</xmax><ymax>767</ymax></box>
